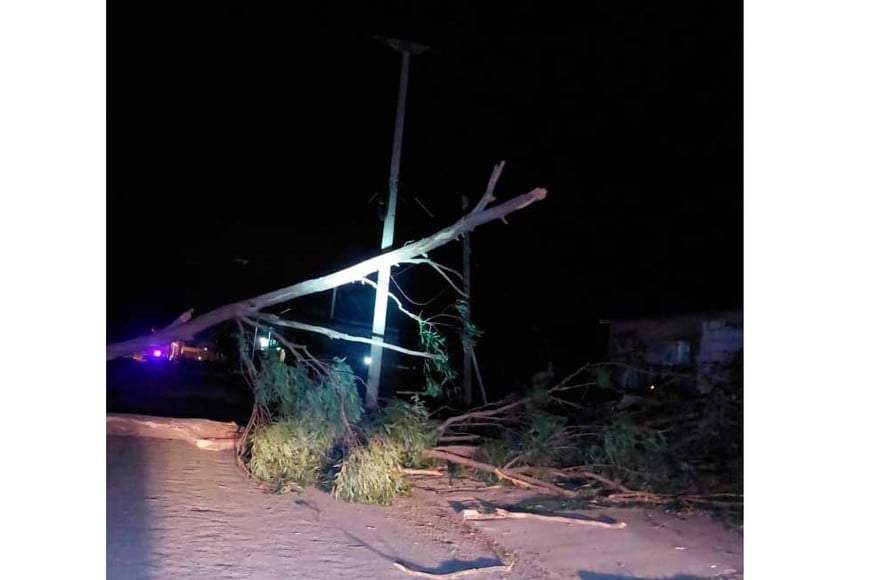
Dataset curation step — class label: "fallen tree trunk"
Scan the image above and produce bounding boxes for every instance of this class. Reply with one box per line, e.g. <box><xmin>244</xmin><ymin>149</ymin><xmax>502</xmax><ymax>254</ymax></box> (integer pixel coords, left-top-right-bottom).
<box><xmin>107</xmin><ymin>161</ymin><xmax>546</xmax><ymax>360</ymax></box>
<box><xmin>106</xmin><ymin>413</ymin><xmax>241</xmax><ymax>451</ymax></box>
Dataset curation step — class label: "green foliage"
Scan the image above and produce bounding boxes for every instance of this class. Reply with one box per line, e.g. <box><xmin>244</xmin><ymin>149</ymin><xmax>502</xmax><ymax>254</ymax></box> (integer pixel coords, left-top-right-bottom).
<box><xmin>242</xmin><ymin>324</ymin><xmax>440</xmax><ymax>506</ymax></box>
<box><xmin>474</xmin><ymin>438</ymin><xmax>516</xmax><ymax>484</ymax></box>
<box><xmin>454</xmin><ymin>299</ymin><xmax>483</xmax><ymax>350</ymax></box>
<box><xmin>332</xmin><ymin>435</ymin><xmax>408</xmax><ymax>505</ymax></box>
<box><xmin>408</xmin><ymin>299</ymin><xmax>480</xmax><ymax>401</ymax></box>
<box><xmin>246</xmin><ymin>355</ymin><xmax>365</xmax><ymax>490</ymax></box>
<box><xmin>588</xmin><ymin>417</ymin><xmax>692</xmax><ymax>493</ymax></box>
<box><xmin>242</xmin><ymin>322</ymin><xmax>741</xmax><ymax>509</ymax></box>
<box><xmin>252</xmin><ymin>355</ymin><xmax>362</xmax><ymax>428</ymax></box>
<box><xmin>248</xmin><ymin>418</ymin><xmax>336</xmax><ymax>487</ymax></box>
<box><xmin>330</xmin><ymin>399</ymin><xmax>437</xmax><ymax>504</ymax></box>
<box><xmin>681</xmin><ymin>351</ymin><xmax>744</xmax><ymax>491</ymax></box>
<box><xmin>309</xmin><ymin>359</ymin><xmax>364</xmax><ymax>426</ymax></box>
<box><xmin>596</xmin><ymin>367</ymin><xmax>615</xmax><ymax>391</ymax></box>
<box><xmin>418</xmin><ymin>319</ymin><xmax>457</xmax><ymax>398</ymax></box>
<box><xmin>253</xmin><ymin>352</ymin><xmax>319</xmax><ymax>418</ymax></box>
<box><xmin>472</xmin><ymin>410</ymin><xmax>573</xmax><ymax>484</ymax></box>
<box><xmin>520</xmin><ymin>410</ymin><xmax>570</xmax><ymax>467</ymax></box>
<box><xmin>696</xmin><ymin>387</ymin><xmax>742</xmax><ymax>454</ymax></box>
<box><xmin>247</xmin><ymin>351</ymin><xmax>435</xmax><ymax>505</ymax></box>
<box><xmin>378</xmin><ymin>399</ymin><xmax>437</xmax><ymax>467</ymax></box>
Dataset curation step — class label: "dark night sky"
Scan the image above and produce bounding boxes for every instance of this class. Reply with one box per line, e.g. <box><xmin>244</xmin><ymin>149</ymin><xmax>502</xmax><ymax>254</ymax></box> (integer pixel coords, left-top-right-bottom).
<box><xmin>109</xmin><ymin>1</ymin><xmax>742</xmax><ymax>375</ymax></box>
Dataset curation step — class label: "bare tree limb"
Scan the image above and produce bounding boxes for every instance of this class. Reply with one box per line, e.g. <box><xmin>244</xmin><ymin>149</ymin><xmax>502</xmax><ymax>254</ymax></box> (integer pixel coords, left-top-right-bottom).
<box><xmin>401</xmin><ymin>468</ymin><xmax>445</xmax><ymax>476</ymax></box>
<box><xmin>234</xmin><ymin>319</ymin><xmax>260</xmax><ymax>390</ymax></box>
<box><xmin>248</xmin><ymin>314</ymin><xmax>441</xmax><ymax>360</ymax></box>
<box><xmin>386</xmin><ymin>275</ymin><xmax>445</xmax><ymax>307</ymax></box>
<box><xmin>107</xmin><ymin>167</ymin><xmax>547</xmax><ymax>360</ymax></box>
<box><xmin>437</xmin><ymin>369</ymin><xmax>596</xmax><ymax>435</ymax></box>
<box><xmin>401</xmin><ymin>258</ymin><xmax>464</xmax><ymax>281</ymax></box>
<box><xmin>355</xmin><ymin>277</ymin><xmax>430</xmax><ymax>328</ymax></box>
<box><xmin>400</xmin><ymin>258</ymin><xmax>467</xmax><ymax>297</ymax></box>
<box><xmin>493</xmin><ymin>468</ymin><xmax>535</xmax><ymax>489</ymax></box>
<box><xmin>165</xmin><ymin>308</ymin><xmax>194</xmax><ymax>328</ymax></box>
<box><xmin>238</xmin><ymin>317</ymin><xmax>359</xmax><ymax>443</ymax></box>
<box><xmin>555</xmin><ymin>467</ymin><xmax>634</xmax><ymax>494</ymax></box>
<box><xmin>462</xmin><ymin>507</ymin><xmax>626</xmax><ymax>529</ymax></box>
<box><xmin>472</xmin><ymin>160</ymin><xmax>505</xmax><ymax>214</ymax></box>
<box><xmin>244</xmin><ymin>321</ymin><xmax>324</xmax><ymax>376</ymax></box>
<box><xmin>426</xmin><ymin>449</ymin><xmax>662</xmax><ymax>505</ymax></box>
<box><xmin>422</xmin><ymin>448</ymin><xmax>576</xmax><ymax>497</ymax></box>
<box><xmin>437</xmin><ymin>396</ymin><xmax>533</xmax><ymax>434</ymax></box>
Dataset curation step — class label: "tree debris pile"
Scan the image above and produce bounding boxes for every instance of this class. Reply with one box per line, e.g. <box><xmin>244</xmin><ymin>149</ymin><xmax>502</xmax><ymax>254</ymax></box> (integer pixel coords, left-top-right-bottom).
<box><xmin>427</xmin><ymin>355</ymin><xmax>743</xmax><ymax>512</ymax></box>
<box><xmin>105</xmin><ymin>160</ymin><xmax>739</xmax><ymax>514</ymax></box>
<box><xmin>237</xmin><ymin>343</ymin><xmax>742</xmax><ymax>513</ymax></box>
<box><xmin>237</xmin><ymin>348</ymin><xmax>439</xmax><ymax>505</ymax></box>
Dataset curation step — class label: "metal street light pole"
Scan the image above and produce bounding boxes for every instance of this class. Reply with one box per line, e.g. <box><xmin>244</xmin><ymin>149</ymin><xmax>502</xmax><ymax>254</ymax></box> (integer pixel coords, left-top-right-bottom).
<box><xmin>366</xmin><ymin>36</ymin><xmax>432</xmax><ymax>410</ymax></box>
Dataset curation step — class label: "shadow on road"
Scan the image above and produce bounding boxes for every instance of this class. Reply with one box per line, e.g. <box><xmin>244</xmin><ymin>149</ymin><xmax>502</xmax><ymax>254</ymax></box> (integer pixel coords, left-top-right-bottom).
<box><xmin>578</xmin><ymin>573</ymin><xmax>727</xmax><ymax>580</ymax></box>
<box><xmin>344</xmin><ymin>530</ymin><xmax>503</xmax><ymax>575</ymax></box>
<box><xmin>107</xmin><ymin>436</ymin><xmax>152</xmax><ymax>580</ymax></box>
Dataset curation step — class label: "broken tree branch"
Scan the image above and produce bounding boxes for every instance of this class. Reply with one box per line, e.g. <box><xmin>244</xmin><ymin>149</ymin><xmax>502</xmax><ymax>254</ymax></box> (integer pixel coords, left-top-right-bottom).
<box><xmin>436</xmin><ymin>396</ymin><xmax>533</xmax><ymax>434</ymax></box>
<box><xmin>422</xmin><ymin>448</ymin><xmax>576</xmax><ymax>497</ymax></box>
<box><xmin>556</xmin><ymin>466</ymin><xmax>635</xmax><ymax>494</ymax></box>
<box><xmin>247</xmin><ymin>314</ymin><xmax>441</xmax><ymax>360</ymax></box>
<box><xmin>165</xmin><ymin>308</ymin><xmax>194</xmax><ymax>328</ymax></box>
<box><xmin>401</xmin><ymin>468</ymin><xmax>445</xmax><ymax>476</ymax></box>
<box><xmin>472</xmin><ymin>160</ymin><xmax>505</xmax><ymax>214</ymax></box>
<box><xmin>400</xmin><ymin>258</ymin><xmax>467</xmax><ymax>297</ymax></box>
<box><xmin>494</xmin><ymin>468</ymin><xmax>534</xmax><ymax>489</ymax></box>
<box><xmin>436</xmin><ymin>371</ymin><xmax>598</xmax><ymax>435</ymax></box>
<box><xmin>461</xmin><ymin>507</ymin><xmax>626</xmax><ymax>529</ymax></box>
<box><xmin>355</xmin><ymin>277</ymin><xmax>432</xmax><ymax>328</ymax></box>
<box><xmin>107</xmin><ymin>164</ymin><xmax>547</xmax><ymax>360</ymax></box>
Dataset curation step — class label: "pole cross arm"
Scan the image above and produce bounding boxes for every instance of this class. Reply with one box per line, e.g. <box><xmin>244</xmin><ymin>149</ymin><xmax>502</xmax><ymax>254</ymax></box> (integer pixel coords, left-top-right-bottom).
<box><xmin>373</xmin><ymin>35</ymin><xmax>438</xmax><ymax>56</ymax></box>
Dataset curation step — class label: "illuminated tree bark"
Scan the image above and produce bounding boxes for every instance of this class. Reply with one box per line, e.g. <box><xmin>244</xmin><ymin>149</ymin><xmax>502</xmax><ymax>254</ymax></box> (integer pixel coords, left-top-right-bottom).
<box><xmin>107</xmin><ymin>162</ymin><xmax>547</xmax><ymax>360</ymax></box>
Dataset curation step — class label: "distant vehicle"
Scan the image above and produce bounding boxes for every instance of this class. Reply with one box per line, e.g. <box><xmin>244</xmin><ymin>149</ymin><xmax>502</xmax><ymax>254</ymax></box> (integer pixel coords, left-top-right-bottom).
<box><xmin>134</xmin><ymin>341</ymin><xmax>223</xmax><ymax>363</ymax></box>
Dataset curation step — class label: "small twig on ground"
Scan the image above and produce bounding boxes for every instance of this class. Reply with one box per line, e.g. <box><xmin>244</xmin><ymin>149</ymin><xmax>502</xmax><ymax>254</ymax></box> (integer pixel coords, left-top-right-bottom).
<box><xmin>402</xmin><ymin>468</ymin><xmax>445</xmax><ymax>476</ymax></box>
<box><xmin>493</xmin><ymin>469</ymin><xmax>534</xmax><ymax>489</ymax></box>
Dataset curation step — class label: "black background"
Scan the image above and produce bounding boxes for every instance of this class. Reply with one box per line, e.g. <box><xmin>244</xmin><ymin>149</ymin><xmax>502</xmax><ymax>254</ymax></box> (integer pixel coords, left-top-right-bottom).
<box><xmin>108</xmin><ymin>1</ymin><xmax>742</xmax><ymax>382</ymax></box>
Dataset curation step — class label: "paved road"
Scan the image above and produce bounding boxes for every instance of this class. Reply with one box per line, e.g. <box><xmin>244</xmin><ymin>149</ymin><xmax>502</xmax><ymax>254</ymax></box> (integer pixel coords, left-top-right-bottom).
<box><xmin>107</xmin><ymin>436</ymin><xmax>517</xmax><ymax>580</ymax></box>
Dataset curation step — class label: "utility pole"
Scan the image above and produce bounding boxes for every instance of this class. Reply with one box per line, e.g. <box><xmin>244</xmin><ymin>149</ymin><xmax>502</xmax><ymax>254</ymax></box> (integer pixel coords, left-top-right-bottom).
<box><xmin>366</xmin><ymin>36</ymin><xmax>433</xmax><ymax>411</ymax></box>
<box><xmin>461</xmin><ymin>195</ymin><xmax>473</xmax><ymax>406</ymax></box>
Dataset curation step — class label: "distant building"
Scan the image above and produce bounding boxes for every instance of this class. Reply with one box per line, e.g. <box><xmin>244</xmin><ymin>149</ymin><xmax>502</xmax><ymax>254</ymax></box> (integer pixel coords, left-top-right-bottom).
<box><xmin>600</xmin><ymin>308</ymin><xmax>743</xmax><ymax>393</ymax></box>
<box><xmin>132</xmin><ymin>340</ymin><xmax>224</xmax><ymax>363</ymax></box>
